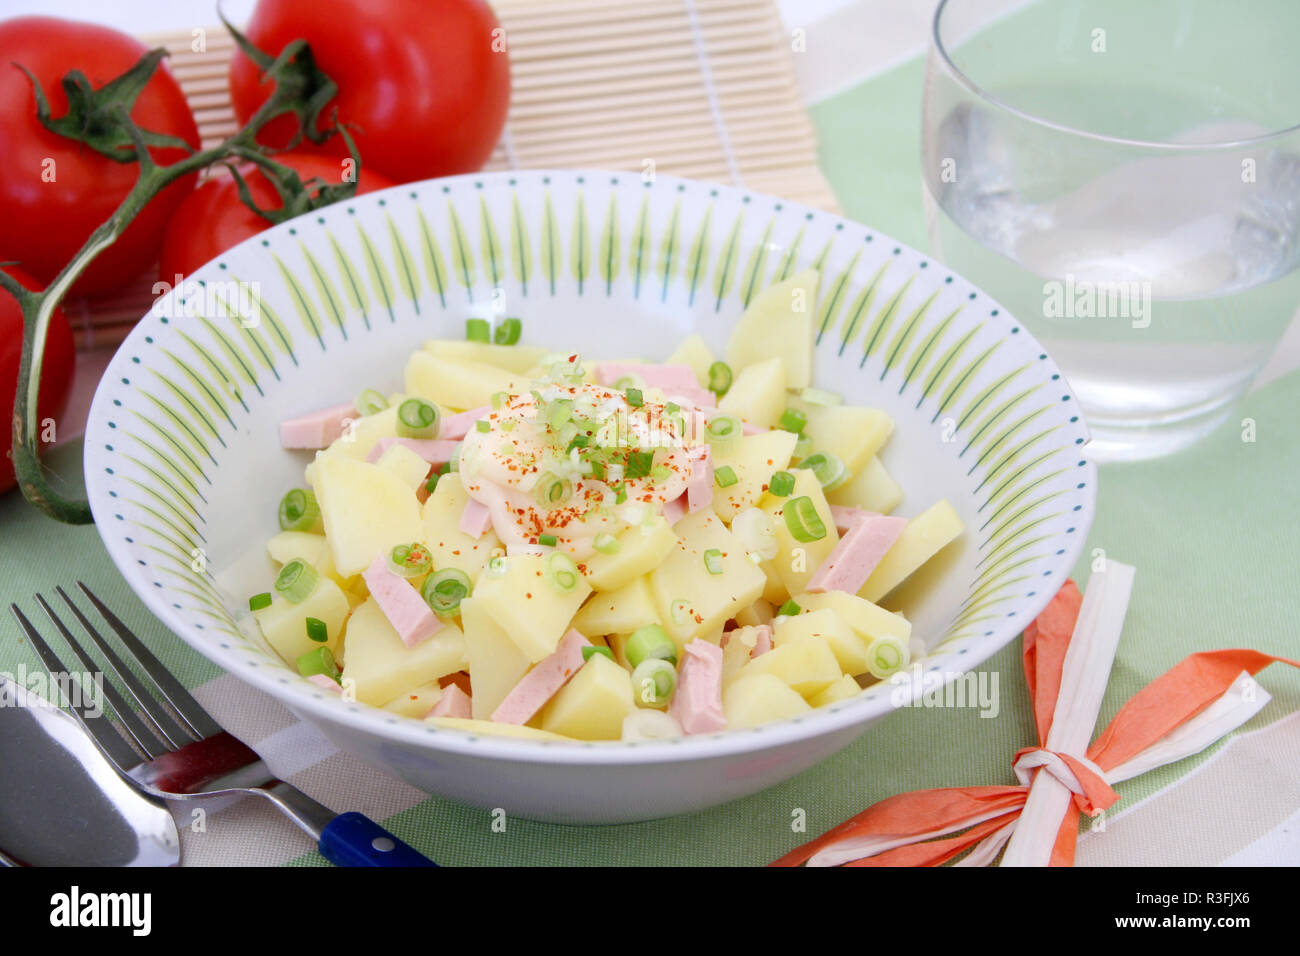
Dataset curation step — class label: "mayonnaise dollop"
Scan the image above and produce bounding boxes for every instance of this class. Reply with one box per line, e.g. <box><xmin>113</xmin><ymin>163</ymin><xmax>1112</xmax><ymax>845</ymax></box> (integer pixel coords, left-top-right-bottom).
<box><xmin>458</xmin><ymin>373</ymin><xmax>700</xmax><ymax>558</ymax></box>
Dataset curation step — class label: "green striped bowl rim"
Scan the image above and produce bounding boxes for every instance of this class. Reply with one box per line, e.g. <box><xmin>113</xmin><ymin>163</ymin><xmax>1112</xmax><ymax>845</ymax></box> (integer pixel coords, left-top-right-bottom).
<box><xmin>84</xmin><ymin>169</ymin><xmax>1095</xmax><ymax>760</ymax></box>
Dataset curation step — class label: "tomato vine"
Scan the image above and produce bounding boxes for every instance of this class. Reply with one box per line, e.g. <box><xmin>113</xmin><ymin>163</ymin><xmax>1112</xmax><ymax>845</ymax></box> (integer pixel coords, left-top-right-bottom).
<box><xmin>1</xmin><ymin>18</ymin><xmax>362</xmax><ymax>523</ymax></box>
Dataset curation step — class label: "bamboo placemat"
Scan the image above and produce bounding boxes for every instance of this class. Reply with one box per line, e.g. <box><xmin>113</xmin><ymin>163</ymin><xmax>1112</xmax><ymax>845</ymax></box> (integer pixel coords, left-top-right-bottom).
<box><xmin>67</xmin><ymin>0</ymin><xmax>837</xmax><ymax>350</ymax></box>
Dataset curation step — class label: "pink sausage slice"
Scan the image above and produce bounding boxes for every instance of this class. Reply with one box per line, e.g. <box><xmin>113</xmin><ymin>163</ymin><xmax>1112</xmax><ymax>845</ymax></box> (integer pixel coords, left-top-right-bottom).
<box><xmin>686</xmin><ymin>444</ymin><xmax>713</xmax><ymax>513</ymax></box>
<box><xmin>427</xmin><ymin>683</ymin><xmax>472</xmax><ymax>719</ymax></box>
<box><xmin>807</xmin><ymin>514</ymin><xmax>907</xmax><ymax>595</ymax></box>
<box><xmin>279</xmin><ymin>402</ymin><xmax>356</xmax><ymax>449</ymax></box>
<box><xmin>662</xmin><ymin>494</ymin><xmax>687</xmax><ymax>527</ymax></box>
<box><xmin>441</xmin><ymin>406</ymin><xmax>491</xmax><ymax>441</ymax></box>
<box><xmin>362</xmin><ymin>553</ymin><xmax>443</xmax><ymax>648</ymax></box>
<box><xmin>491</xmin><ymin>630</ymin><xmax>591</xmax><ymax>725</ymax></box>
<box><xmin>828</xmin><ymin>505</ymin><xmax>878</xmax><ymax>535</ymax></box>
<box><xmin>594</xmin><ymin>362</ymin><xmax>700</xmax><ymax>393</ymax></box>
<box><xmin>365</xmin><ymin>437</ymin><xmax>461</xmax><ymax>465</ymax></box>
<box><xmin>669</xmin><ymin>638</ymin><xmax>726</xmax><ymax>734</ymax></box>
<box><xmin>458</xmin><ymin>497</ymin><xmax>494</xmax><ymax>539</ymax></box>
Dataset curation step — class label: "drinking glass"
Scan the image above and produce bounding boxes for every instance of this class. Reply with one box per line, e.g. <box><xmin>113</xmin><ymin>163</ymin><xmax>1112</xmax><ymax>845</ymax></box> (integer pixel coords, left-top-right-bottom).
<box><xmin>922</xmin><ymin>0</ymin><xmax>1300</xmax><ymax>460</ymax></box>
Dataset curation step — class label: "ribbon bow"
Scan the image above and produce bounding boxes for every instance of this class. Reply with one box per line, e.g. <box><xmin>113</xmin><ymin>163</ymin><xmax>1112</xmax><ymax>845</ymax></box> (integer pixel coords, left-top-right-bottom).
<box><xmin>771</xmin><ymin>571</ymin><xmax>1299</xmax><ymax>867</ymax></box>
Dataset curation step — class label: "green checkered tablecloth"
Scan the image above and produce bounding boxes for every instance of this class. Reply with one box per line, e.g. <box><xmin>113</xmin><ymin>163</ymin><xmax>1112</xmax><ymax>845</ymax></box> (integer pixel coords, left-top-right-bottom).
<box><xmin>3</xmin><ymin>1</ymin><xmax>1299</xmax><ymax>866</ymax></box>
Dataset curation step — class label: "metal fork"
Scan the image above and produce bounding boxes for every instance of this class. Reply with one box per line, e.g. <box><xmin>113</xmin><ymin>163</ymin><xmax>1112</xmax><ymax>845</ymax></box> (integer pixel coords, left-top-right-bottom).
<box><xmin>10</xmin><ymin>582</ymin><xmax>436</xmax><ymax>867</ymax></box>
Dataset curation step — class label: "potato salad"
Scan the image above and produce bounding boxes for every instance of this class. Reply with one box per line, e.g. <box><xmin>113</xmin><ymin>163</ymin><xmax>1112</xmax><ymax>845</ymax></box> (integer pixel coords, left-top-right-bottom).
<box><xmin>250</xmin><ymin>270</ymin><xmax>965</xmax><ymax>742</ymax></box>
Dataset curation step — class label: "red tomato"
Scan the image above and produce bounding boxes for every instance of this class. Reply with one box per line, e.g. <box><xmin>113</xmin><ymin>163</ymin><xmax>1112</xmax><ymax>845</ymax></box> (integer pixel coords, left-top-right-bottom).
<box><xmin>1</xmin><ymin>268</ymin><xmax>76</xmax><ymax>495</ymax></box>
<box><xmin>229</xmin><ymin>0</ymin><xmax>510</xmax><ymax>183</ymax></box>
<box><xmin>158</xmin><ymin>152</ymin><xmax>399</xmax><ymax>281</ymax></box>
<box><xmin>0</xmin><ymin>17</ymin><xmax>201</xmax><ymax>296</ymax></box>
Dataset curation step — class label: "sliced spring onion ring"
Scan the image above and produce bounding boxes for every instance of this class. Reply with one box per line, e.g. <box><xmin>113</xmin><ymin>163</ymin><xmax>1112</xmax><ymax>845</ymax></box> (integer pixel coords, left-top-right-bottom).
<box><xmin>388</xmin><ymin>542</ymin><xmax>432</xmax><ymax>578</ymax></box>
<box><xmin>632</xmin><ymin>659</ymin><xmax>677</xmax><ymax>708</ymax></box>
<box><xmin>475</xmin><ymin>419</ymin><xmax>491</xmax><ymax>433</ymax></box>
<box><xmin>546</xmin><ymin>398</ymin><xmax>574</xmax><ymax>430</ymax></box>
<box><xmin>768</xmin><ymin>470</ymin><xmax>795</xmax><ymax>497</ymax></box>
<box><xmin>297</xmin><ymin>646</ymin><xmax>339</xmax><ymax>681</ymax></box>
<box><xmin>490</xmin><ymin>390</ymin><xmax>509</xmax><ymax>410</ymax></box>
<box><xmin>355</xmin><ymin>389</ymin><xmax>389</xmax><ymax>417</ymax></box>
<box><xmin>396</xmin><ymin>398</ymin><xmax>440</xmax><ymax>439</ymax></box>
<box><xmin>248</xmin><ymin>592</ymin><xmax>271</xmax><ymax>612</ymax></box>
<box><xmin>612</xmin><ymin>372</ymin><xmax>644</xmax><ymax>391</ymax></box>
<box><xmin>798</xmin><ymin>451</ymin><xmax>849</xmax><ymax>491</ymax></box>
<box><xmin>421</xmin><ymin>568</ymin><xmax>472</xmax><ymax>617</ymax></box>
<box><xmin>792</xmin><ymin>432</ymin><xmax>813</xmax><ymax>460</ymax></box>
<box><xmin>704</xmin><ymin>414</ymin><xmax>741</xmax><ymax>454</ymax></box>
<box><xmin>778</xmin><ymin>407</ymin><xmax>807</xmax><ymax>433</ymax></box>
<box><xmin>465</xmin><ymin>317</ymin><xmax>490</xmax><ymax>342</ymax></box>
<box><xmin>277</xmin><ymin>488</ymin><xmax>320</xmax><ymax>532</ymax></box>
<box><xmin>534</xmin><ymin>472</ymin><xmax>572</xmax><ymax>509</ymax></box>
<box><xmin>783</xmin><ymin>495</ymin><xmax>828</xmax><ymax>542</ymax></box>
<box><xmin>593</xmin><ymin>532</ymin><xmax>622</xmax><ymax>555</ymax></box>
<box><xmin>626</xmin><ymin>624</ymin><xmax>678</xmax><ymax>668</ymax></box>
<box><xmin>624</xmin><ymin>387</ymin><xmax>644</xmax><ymax>408</ymax></box>
<box><xmin>707</xmin><ymin>360</ymin><xmax>733</xmax><ymax>396</ymax></box>
<box><xmin>624</xmin><ymin>449</ymin><xmax>654</xmax><ymax>479</ymax></box>
<box><xmin>582</xmin><ymin>645</ymin><xmax>615</xmax><ymax>662</ymax></box>
<box><xmin>714</xmin><ymin>465</ymin><xmax>739</xmax><ymax>488</ymax></box>
<box><xmin>865</xmin><ymin>634</ymin><xmax>909</xmax><ymax>680</ymax></box>
<box><xmin>424</xmin><ymin>472</ymin><xmax>440</xmax><ymax>494</ymax></box>
<box><xmin>493</xmin><ymin>316</ymin><xmax>522</xmax><ymax>345</ymax></box>
<box><xmin>538</xmin><ymin>533</ymin><xmax>558</xmax><ymax>548</ymax></box>
<box><xmin>305</xmin><ymin>617</ymin><xmax>328</xmax><ymax>643</ymax></box>
<box><xmin>703</xmin><ymin>548</ymin><xmax>724</xmax><ymax>575</ymax></box>
<box><xmin>776</xmin><ymin>599</ymin><xmax>802</xmax><ymax>617</ymax></box>
<box><xmin>544</xmin><ymin>552</ymin><xmax>580</xmax><ymax>593</ymax></box>
<box><xmin>485</xmin><ymin>554</ymin><xmax>509</xmax><ymax>577</ymax></box>
<box><xmin>731</xmin><ymin>508</ymin><xmax>778</xmax><ymax>561</ymax></box>
<box><xmin>274</xmin><ymin>559</ymin><xmax>320</xmax><ymax>604</ymax></box>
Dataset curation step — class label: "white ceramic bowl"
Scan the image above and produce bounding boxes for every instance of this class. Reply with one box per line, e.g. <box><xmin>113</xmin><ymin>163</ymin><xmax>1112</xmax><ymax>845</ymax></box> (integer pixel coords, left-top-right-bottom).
<box><xmin>84</xmin><ymin>170</ymin><xmax>1095</xmax><ymax>823</ymax></box>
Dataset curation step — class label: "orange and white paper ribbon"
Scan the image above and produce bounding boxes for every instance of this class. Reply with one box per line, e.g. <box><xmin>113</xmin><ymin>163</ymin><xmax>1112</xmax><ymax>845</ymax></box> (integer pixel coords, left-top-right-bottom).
<box><xmin>771</xmin><ymin>560</ymin><xmax>1299</xmax><ymax>867</ymax></box>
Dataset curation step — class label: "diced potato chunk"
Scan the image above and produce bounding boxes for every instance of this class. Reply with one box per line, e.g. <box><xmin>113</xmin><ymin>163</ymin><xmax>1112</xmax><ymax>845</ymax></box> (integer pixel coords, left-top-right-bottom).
<box><xmin>253</xmin><ymin>577</ymin><xmax>349</xmax><ymax>665</ymax></box>
<box><xmin>859</xmin><ymin>499</ymin><xmax>964</xmax><ymax>603</ymax></box>
<box><xmin>794</xmin><ymin>590</ymin><xmax>912</xmax><ymax>643</ymax></box>
<box><xmin>725</xmin><ymin>269</ymin><xmax>817</xmax><ymax>389</ymax></box>
<box><xmin>427</xmin><ymin>716</ymin><xmax>574</xmax><ymax>741</ymax></box>
<box><xmin>666</xmin><ymin>333</ymin><xmax>716</xmax><ymax>387</ymax></box>
<box><xmin>827</xmin><ymin>455</ymin><xmax>903</xmax><ymax>513</ymax></box>
<box><xmin>712</xmin><ymin>430</ymin><xmax>798</xmax><ymax>522</ymax></box>
<box><xmin>459</xmin><ymin>597</ymin><xmax>531</xmax><ymax>720</ymax></box>
<box><xmin>788</xmin><ymin>399</ymin><xmax>893</xmax><ymax>473</ymax></box>
<box><xmin>538</xmin><ymin>654</ymin><xmax>634</xmax><ymax>740</ymax></box>
<box><xmin>734</xmin><ymin>634</ymin><xmax>841</xmax><ymax>699</ymax></box>
<box><xmin>809</xmin><ymin>674</ymin><xmax>862</xmax><ymax>708</ymax></box>
<box><xmin>572</xmin><ymin>575</ymin><xmax>661</xmax><ymax>637</ymax></box>
<box><xmin>421</xmin><ymin>473</ymin><xmax>502</xmax><ymax>580</ymax></box>
<box><xmin>405</xmin><ymin>351</ymin><xmax>519</xmax><ymax>411</ymax></box>
<box><xmin>424</xmin><ymin>339</ymin><xmax>548</xmax><ymax>374</ymax></box>
<box><xmin>718</xmin><ymin>356</ymin><xmax>786</xmax><ymax>429</ymax></box>
<box><xmin>723</xmin><ymin>674</ymin><xmax>811</xmax><ymax>730</ymax></box>
<box><xmin>760</xmin><ymin>468</ymin><xmax>839</xmax><ymax>597</ymax></box>
<box><xmin>649</xmin><ymin>508</ymin><xmax>765</xmax><ymax>647</ymax></box>
<box><xmin>341</xmin><ymin>597</ymin><xmax>467</xmax><ymax>706</ymax></box>
<box><xmin>314</xmin><ymin>455</ymin><xmax>424</xmax><ymax>576</ymax></box>
<box><xmin>381</xmin><ymin>681</ymin><xmax>444</xmax><ymax>718</ymax></box>
<box><xmin>375</xmin><ymin>442</ymin><xmax>432</xmax><ymax>491</ymax></box>
<box><xmin>772</xmin><ymin>607</ymin><xmax>871</xmax><ymax>676</ymax></box>
<box><xmin>472</xmin><ymin>553</ymin><xmax>592</xmax><ymax>661</ymax></box>
<box><xmin>581</xmin><ymin>515</ymin><xmax>677</xmax><ymax>592</ymax></box>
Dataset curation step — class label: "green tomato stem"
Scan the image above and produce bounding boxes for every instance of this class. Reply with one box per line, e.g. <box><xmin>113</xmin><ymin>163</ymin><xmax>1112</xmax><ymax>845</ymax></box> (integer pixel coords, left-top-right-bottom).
<box><xmin>2</xmin><ymin>23</ymin><xmax>358</xmax><ymax>525</ymax></box>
